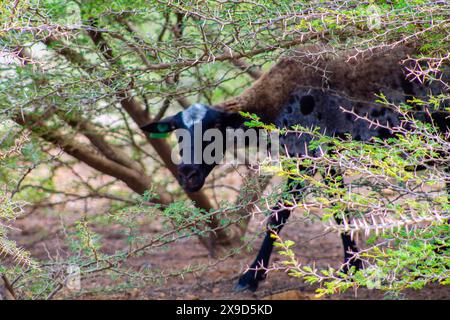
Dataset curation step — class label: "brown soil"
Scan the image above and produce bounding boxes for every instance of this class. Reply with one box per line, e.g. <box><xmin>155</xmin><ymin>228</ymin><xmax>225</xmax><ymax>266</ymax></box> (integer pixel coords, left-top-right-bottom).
<box><xmin>7</xmin><ymin>161</ymin><xmax>450</xmax><ymax>300</ymax></box>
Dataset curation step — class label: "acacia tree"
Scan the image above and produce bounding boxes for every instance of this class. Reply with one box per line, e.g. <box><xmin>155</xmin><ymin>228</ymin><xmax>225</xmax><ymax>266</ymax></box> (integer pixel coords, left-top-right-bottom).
<box><xmin>0</xmin><ymin>0</ymin><xmax>449</xmax><ymax>299</ymax></box>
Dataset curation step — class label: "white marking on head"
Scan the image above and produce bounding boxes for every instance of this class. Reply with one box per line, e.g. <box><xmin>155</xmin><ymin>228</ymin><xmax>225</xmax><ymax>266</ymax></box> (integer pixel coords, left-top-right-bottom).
<box><xmin>182</xmin><ymin>103</ymin><xmax>208</xmax><ymax>127</ymax></box>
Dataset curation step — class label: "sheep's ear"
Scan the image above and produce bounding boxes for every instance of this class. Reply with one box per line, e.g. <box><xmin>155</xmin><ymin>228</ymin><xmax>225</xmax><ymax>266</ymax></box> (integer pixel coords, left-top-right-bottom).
<box><xmin>140</xmin><ymin>116</ymin><xmax>179</xmax><ymax>138</ymax></box>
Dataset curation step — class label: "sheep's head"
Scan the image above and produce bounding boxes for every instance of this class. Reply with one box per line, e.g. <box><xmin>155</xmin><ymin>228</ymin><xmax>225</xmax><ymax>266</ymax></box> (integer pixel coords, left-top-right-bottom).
<box><xmin>141</xmin><ymin>104</ymin><xmax>243</xmax><ymax>192</ymax></box>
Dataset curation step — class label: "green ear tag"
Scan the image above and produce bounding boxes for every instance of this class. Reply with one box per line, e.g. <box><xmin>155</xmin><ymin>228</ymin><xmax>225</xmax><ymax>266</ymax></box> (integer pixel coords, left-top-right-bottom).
<box><xmin>149</xmin><ymin>132</ymin><xmax>170</xmax><ymax>138</ymax></box>
<box><xmin>149</xmin><ymin>123</ymin><xmax>171</xmax><ymax>138</ymax></box>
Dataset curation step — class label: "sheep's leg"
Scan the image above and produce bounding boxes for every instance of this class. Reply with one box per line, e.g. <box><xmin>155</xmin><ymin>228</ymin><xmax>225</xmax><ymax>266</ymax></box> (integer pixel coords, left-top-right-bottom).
<box><xmin>234</xmin><ymin>179</ymin><xmax>303</xmax><ymax>292</ymax></box>
<box><xmin>335</xmin><ymin>218</ymin><xmax>363</xmax><ymax>272</ymax></box>
<box><xmin>326</xmin><ymin>169</ymin><xmax>363</xmax><ymax>272</ymax></box>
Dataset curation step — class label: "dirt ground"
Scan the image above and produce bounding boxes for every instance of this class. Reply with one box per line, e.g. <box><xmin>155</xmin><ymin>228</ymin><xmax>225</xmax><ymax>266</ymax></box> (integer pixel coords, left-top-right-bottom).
<box><xmin>4</xmin><ymin>159</ymin><xmax>448</xmax><ymax>300</ymax></box>
<box><xmin>10</xmin><ymin>199</ymin><xmax>450</xmax><ymax>300</ymax></box>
